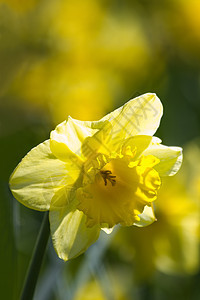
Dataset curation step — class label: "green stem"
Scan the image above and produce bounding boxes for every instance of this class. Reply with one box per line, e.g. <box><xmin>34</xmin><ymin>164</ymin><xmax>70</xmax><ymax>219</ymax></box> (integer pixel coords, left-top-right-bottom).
<box><xmin>21</xmin><ymin>212</ymin><xmax>50</xmax><ymax>300</ymax></box>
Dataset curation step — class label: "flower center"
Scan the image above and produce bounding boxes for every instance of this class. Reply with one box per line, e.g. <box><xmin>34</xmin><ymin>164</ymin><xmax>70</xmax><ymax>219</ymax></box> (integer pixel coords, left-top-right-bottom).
<box><xmin>76</xmin><ymin>154</ymin><xmax>161</xmax><ymax>228</ymax></box>
<box><xmin>100</xmin><ymin>170</ymin><xmax>116</xmax><ymax>186</ymax></box>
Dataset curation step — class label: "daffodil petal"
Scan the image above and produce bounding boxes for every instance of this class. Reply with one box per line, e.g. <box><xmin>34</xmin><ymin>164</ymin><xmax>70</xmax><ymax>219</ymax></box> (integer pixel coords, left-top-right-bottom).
<box><xmin>134</xmin><ymin>205</ymin><xmax>156</xmax><ymax>227</ymax></box>
<box><xmin>50</xmin><ymin>116</ymin><xmax>98</xmax><ymax>161</ymax></box>
<box><xmin>81</xmin><ymin>121</ymin><xmax>112</xmax><ymax>158</ymax></box>
<box><xmin>101</xmin><ymin>227</ymin><xmax>114</xmax><ymax>234</ymax></box>
<box><xmin>9</xmin><ymin>140</ymin><xmax>81</xmax><ymax>211</ymax></box>
<box><xmin>101</xmin><ymin>93</ymin><xmax>163</xmax><ymax>140</ymax></box>
<box><xmin>80</xmin><ymin>94</ymin><xmax>163</xmax><ymax>157</ymax></box>
<box><xmin>122</xmin><ymin>135</ymin><xmax>153</xmax><ymax>159</ymax></box>
<box><xmin>50</xmin><ymin>196</ymin><xmax>100</xmax><ymax>260</ymax></box>
<box><xmin>143</xmin><ymin>144</ymin><xmax>183</xmax><ymax>176</ymax></box>
<box><xmin>51</xmin><ymin>94</ymin><xmax>162</xmax><ymax>161</ymax></box>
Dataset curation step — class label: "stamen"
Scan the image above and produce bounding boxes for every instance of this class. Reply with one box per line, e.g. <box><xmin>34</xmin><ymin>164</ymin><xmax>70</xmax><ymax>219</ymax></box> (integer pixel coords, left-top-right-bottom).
<box><xmin>100</xmin><ymin>170</ymin><xmax>116</xmax><ymax>186</ymax></box>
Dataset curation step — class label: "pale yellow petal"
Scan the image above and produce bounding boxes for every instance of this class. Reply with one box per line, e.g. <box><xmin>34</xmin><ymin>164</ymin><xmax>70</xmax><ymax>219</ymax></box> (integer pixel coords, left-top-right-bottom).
<box><xmin>50</xmin><ymin>116</ymin><xmax>98</xmax><ymax>161</ymax></box>
<box><xmin>143</xmin><ymin>143</ymin><xmax>183</xmax><ymax>176</ymax></box>
<box><xmin>101</xmin><ymin>227</ymin><xmax>114</xmax><ymax>234</ymax></box>
<box><xmin>81</xmin><ymin>94</ymin><xmax>163</xmax><ymax>158</ymax></box>
<box><xmin>121</xmin><ymin>135</ymin><xmax>152</xmax><ymax>159</ymax></box>
<box><xmin>9</xmin><ymin>140</ymin><xmax>81</xmax><ymax>211</ymax></box>
<box><xmin>51</xmin><ymin>94</ymin><xmax>162</xmax><ymax>162</ymax></box>
<box><xmin>134</xmin><ymin>205</ymin><xmax>156</xmax><ymax>227</ymax></box>
<box><xmin>81</xmin><ymin>121</ymin><xmax>112</xmax><ymax>158</ymax></box>
<box><xmin>50</xmin><ymin>191</ymin><xmax>100</xmax><ymax>260</ymax></box>
<box><xmin>101</xmin><ymin>93</ymin><xmax>163</xmax><ymax>140</ymax></box>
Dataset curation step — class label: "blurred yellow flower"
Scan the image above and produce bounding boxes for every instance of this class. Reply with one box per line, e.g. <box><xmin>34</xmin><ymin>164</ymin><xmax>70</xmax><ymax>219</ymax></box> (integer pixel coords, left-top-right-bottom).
<box><xmin>13</xmin><ymin>61</ymin><xmax>115</xmax><ymax>122</ymax></box>
<box><xmin>74</xmin><ymin>280</ymin><xmax>106</xmax><ymax>300</ymax></box>
<box><xmin>7</xmin><ymin>0</ymin><xmax>151</xmax><ymax>124</ymax></box>
<box><xmin>9</xmin><ymin>93</ymin><xmax>182</xmax><ymax>261</ymax></box>
<box><xmin>74</xmin><ymin>277</ymin><xmax>130</xmax><ymax>300</ymax></box>
<box><xmin>115</xmin><ymin>141</ymin><xmax>199</xmax><ymax>280</ymax></box>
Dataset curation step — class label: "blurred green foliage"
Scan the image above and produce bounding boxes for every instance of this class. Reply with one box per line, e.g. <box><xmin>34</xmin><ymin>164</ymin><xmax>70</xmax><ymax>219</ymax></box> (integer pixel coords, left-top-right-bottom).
<box><xmin>1</xmin><ymin>0</ymin><xmax>200</xmax><ymax>299</ymax></box>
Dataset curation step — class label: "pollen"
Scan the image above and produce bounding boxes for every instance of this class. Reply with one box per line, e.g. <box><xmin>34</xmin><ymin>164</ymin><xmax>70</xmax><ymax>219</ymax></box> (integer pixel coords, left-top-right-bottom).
<box><xmin>100</xmin><ymin>170</ymin><xmax>116</xmax><ymax>186</ymax></box>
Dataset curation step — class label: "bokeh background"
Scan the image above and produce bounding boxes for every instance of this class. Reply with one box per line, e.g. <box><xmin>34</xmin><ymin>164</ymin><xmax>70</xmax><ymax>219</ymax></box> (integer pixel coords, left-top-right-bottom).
<box><xmin>1</xmin><ymin>0</ymin><xmax>200</xmax><ymax>299</ymax></box>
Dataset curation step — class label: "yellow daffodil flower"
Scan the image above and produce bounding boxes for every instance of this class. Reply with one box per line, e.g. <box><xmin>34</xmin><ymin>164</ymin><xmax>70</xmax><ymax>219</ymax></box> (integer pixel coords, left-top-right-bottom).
<box><xmin>9</xmin><ymin>93</ymin><xmax>182</xmax><ymax>261</ymax></box>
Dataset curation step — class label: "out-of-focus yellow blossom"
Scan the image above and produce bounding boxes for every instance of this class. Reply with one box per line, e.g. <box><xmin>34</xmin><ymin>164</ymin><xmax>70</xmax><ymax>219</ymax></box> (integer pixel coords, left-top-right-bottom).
<box><xmin>9</xmin><ymin>93</ymin><xmax>182</xmax><ymax>261</ymax></box>
<box><xmin>153</xmin><ymin>180</ymin><xmax>199</xmax><ymax>275</ymax></box>
<box><xmin>49</xmin><ymin>0</ymin><xmax>150</xmax><ymax>72</ymax></box>
<box><xmin>179</xmin><ymin>141</ymin><xmax>200</xmax><ymax>240</ymax></box>
<box><xmin>8</xmin><ymin>0</ymin><xmax>151</xmax><ymax>123</ymax></box>
<box><xmin>50</xmin><ymin>0</ymin><xmax>104</xmax><ymax>40</ymax></box>
<box><xmin>74</xmin><ymin>277</ymin><xmax>130</xmax><ymax>300</ymax></box>
<box><xmin>114</xmin><ymin>141</ymin><xmax>199</xmax><ymax>280</ymax></box>
<box><xmin>156</xmin><ymin>0</ymin><xmax>200</xmax><ymax>60</ymax></box>
<box><xmin>179</xmin><ymin>0</ymin><xmax>200</xmax><ymax>41</ymax></box>
<box><xmin>96</xmin><ymin>16</ymin><xmax>150</xmax><ymax>73</ymax></box>
<box><xmin>12</xmin><ymin>62</ymin><xmax>115</xmax><ymax>122</ymax></box>
<box><xmin>74</xmin><ymin>280</ymin><xmax>105</xmax><ymax>300</ymax></box>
